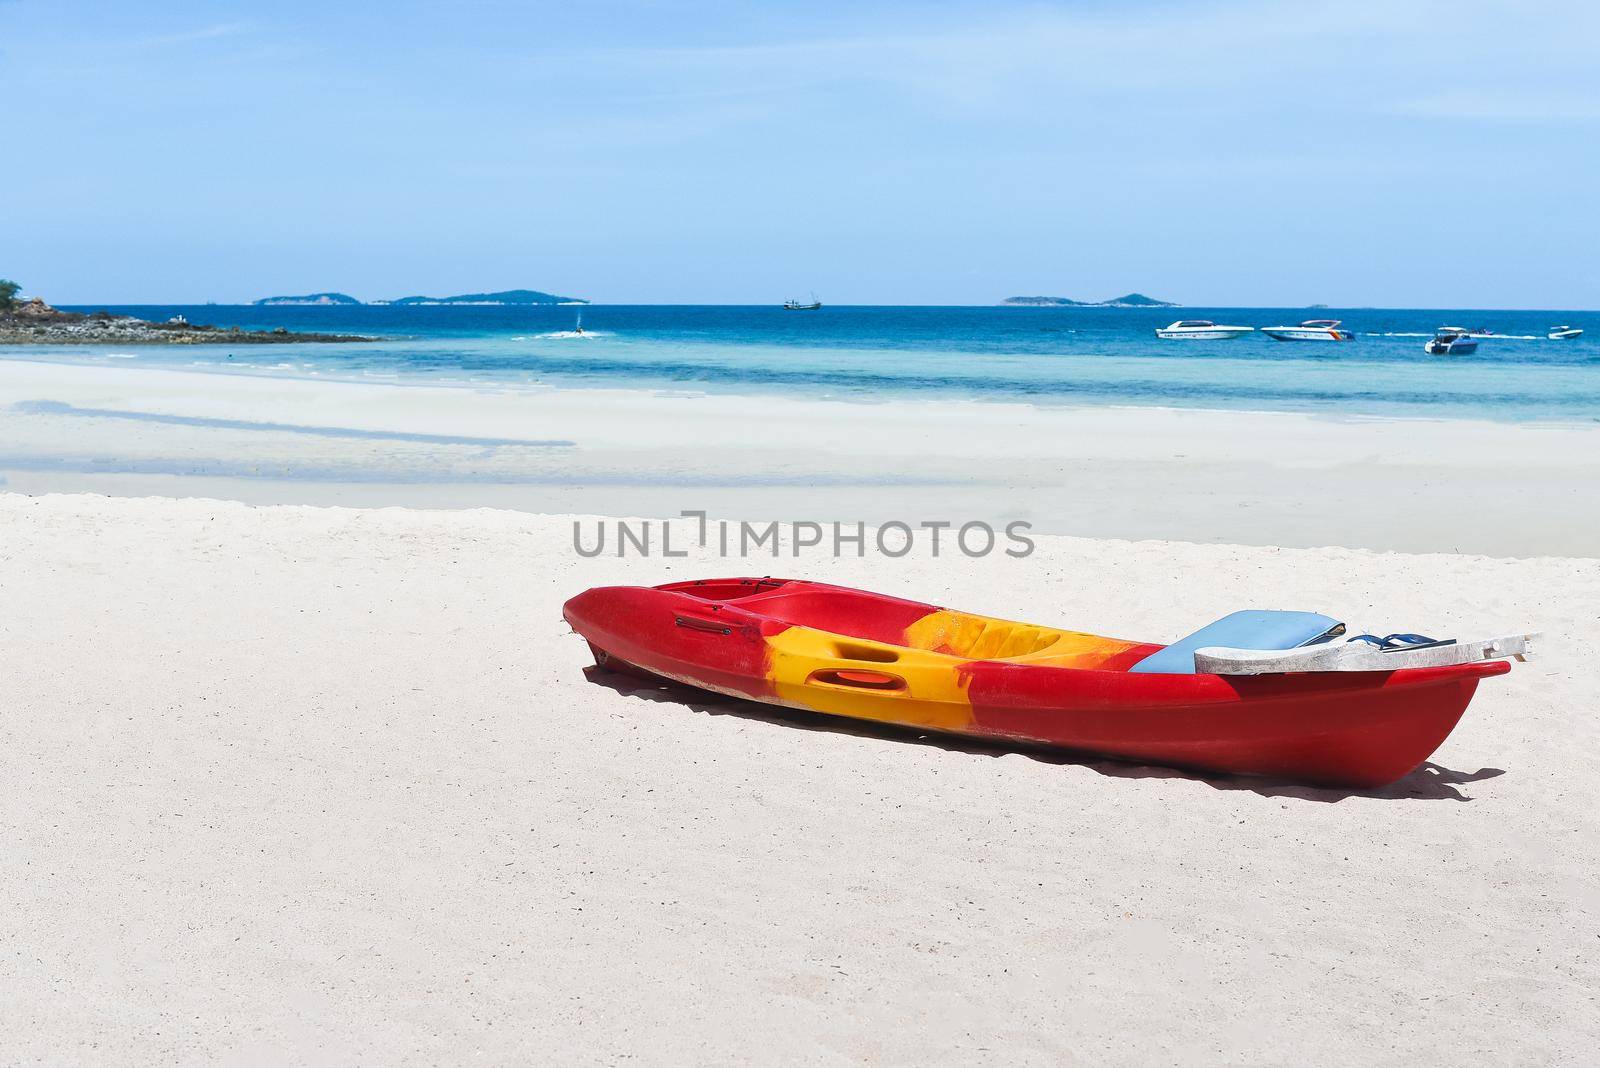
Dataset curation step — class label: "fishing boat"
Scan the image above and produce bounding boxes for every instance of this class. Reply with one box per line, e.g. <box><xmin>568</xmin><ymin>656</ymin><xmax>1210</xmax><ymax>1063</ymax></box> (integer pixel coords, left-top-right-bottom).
<box><xmin>564</xmin><ymin>577</ymin><xmax>1532</xmax><ymax>787</ymax></box>
<box><xmin>1549</xmin><ymin>325</ymin><xmax>1583</xmax><ymax>340</ymax></box>
<box><xmin>1154</xmin><ymin>320</ymin><xmax>1254</xmax><ymax>340</ymax></box>
<box><xmin>1260</xmin><ymin>319</ymin><xmax>1355</xmax><ymax>342</ymax></box>
<box><xmin>784</xmin><ymin>293</ymin><xmax>822</xmax><ymax>311</ymax></box>
<box><xmin>1424</xmin><ymin>328</ymin><xmax>1478</xmax><ymax>355</ymax></box>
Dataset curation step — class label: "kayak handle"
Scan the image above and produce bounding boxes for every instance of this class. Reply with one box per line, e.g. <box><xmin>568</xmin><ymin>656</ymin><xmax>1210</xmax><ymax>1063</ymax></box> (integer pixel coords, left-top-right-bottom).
<box><xmin>808</xmin><ymin>668</ymin><xmax>906</xmax><ymax>692</ymax></box>
<box><xmin>675</xmin><ymin>615</ymin><xmax>732</xmax><ymax>635</ymax></box>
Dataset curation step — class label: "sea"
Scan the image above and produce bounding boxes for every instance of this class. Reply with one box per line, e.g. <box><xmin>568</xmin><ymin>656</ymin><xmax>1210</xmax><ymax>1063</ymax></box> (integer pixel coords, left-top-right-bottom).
<box><xmin>25</xmin><ymin>304</ymin><xmax>1600</xmax><ymax>423</ymax></box>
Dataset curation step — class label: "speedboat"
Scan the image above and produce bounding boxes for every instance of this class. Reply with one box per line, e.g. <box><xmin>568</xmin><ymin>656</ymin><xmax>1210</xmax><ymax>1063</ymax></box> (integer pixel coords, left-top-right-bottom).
<box><xmin>1549</xmin><ymin>325</ymin><xmax>1583</xmax><ymax>340</ymax></box>
<box><xmin>1424</xmin><ymin>328</ymin><xmax>1478</xmax><ymax>355</ymax></box>
<box><xmin>1155</xmin><ymin>319</ymin><xmax>1254</xmax><ymax>340</ymax></box>
<box><xmin>1260</xmin><ymin>319</ymin><xmax>1355</xmax><ymax>342</ymax></box>
<box><xmin>565</xmin><ymin>577</ymin><xmax>1534</xmax><ymax>787</ymax></box>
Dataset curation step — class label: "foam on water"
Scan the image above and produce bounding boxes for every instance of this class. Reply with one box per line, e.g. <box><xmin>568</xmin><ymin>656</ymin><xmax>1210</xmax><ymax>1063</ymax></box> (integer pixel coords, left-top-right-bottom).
<box><xmin>1371</xmin><ymin>331</ymin><xmax>1546</xmax><ymax>340</ymax></box>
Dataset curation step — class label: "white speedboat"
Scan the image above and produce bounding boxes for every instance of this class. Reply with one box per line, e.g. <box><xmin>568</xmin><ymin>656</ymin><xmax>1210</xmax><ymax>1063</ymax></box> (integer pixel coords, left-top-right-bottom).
<box><xmin>1260</xmin><ymin>319</ymin><xmax>1355</xmax><ymax>342</ymax></box>
<box><xmin>1549</xmin><ymin>325</ymin><xmax>1583</xmax><ymax>340</ymax></box>
<box><xmin>1424</xmin><ymin>329</ymin><xmax>1478</xmax><ymax>355</ymax></box>
<box><xmin>1154</xmin><ymin>319</ymin><xmax>1254</xmax><ymax>340</ymax></box>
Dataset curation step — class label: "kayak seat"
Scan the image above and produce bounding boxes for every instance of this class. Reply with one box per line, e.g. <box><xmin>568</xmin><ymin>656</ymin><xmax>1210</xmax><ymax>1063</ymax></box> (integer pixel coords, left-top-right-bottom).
<box><xmin>723</xmin><ymin>590</ymin><xmax>1075</xmax><ymax>659</ymax></box>
<box><xmin>1129</xmin><ymin>610</ymin><xmax>1343</xmax><ymax>674</ymax></box>
<box><xmin>898</xmin><ymin>610</ymin><xmax>1153</xmax><ymax>668</ymax></box>
<box><xmin>906</xmin><ymin>613</ymin><xmax>1063</xmax><ymax>659</ymax></box>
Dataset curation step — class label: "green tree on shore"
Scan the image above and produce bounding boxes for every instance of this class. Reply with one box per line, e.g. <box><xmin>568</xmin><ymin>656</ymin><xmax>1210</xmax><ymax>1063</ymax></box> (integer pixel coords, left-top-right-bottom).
<box><xmin>0</xmin><ymin>279</ymin><xmax>20</xmax><ymax>312</ymax></box>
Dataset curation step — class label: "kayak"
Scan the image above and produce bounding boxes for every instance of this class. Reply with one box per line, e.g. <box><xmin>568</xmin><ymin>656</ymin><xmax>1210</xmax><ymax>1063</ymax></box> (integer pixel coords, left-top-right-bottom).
<box><xmin>562</xmin><ymin>577</ymin><xmax>1516</xmax><ymax>788</ymax></box>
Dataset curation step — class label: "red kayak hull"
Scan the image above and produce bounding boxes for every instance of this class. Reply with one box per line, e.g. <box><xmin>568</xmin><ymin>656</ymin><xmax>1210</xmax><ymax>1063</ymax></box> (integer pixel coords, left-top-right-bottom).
<box><xmin>564</xmin><ymin>578</ymin><xmax>1507</xmax><ymax>788</ymax></box>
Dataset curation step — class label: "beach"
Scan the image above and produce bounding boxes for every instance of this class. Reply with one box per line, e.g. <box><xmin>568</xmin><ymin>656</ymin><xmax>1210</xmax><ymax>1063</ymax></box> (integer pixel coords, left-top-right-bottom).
<box><xmin>3</xmin><ymin>341</ymin><xmax>1598</xmax><ymax>1063</ymax></box>
<box><xmin>3</xmin><ymin>492</ymin><xmax>1595</xmax><ymax>1064</ymax></box>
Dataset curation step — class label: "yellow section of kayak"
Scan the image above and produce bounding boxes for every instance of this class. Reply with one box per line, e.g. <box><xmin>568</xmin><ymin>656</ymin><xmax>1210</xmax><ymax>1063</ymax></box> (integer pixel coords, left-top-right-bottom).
<box><xmin>764</xmin><ymin>609</ymin><xmax>1147</xmax><ymax>731</ymax></box>
<box><xmin>905</xmin><ymin>609</ymin><xmax>1148</xmax><ymax>668</ymax></box>
<box><xmin>765</xmin><ymin>624</ymin><xmax>975</xmax><ymax>732</ymax></box>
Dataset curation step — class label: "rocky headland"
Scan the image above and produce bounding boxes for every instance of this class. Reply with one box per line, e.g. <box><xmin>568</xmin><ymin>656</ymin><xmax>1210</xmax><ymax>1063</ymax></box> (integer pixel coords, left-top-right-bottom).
<box><xmin>0</xmin><ymin>298</ymin><xmax>374</xmax><ymax>344</ymax></box>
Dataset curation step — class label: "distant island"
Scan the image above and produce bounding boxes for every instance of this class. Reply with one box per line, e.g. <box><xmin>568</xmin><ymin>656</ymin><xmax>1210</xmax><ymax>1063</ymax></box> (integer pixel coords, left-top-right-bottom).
<box><xmin>255</xmin><ymin>292</ymin><xmax>362</xmax><ymax>306</ymax></box>
<box><xmin>254</xmin><ymin>288</ymin><xmax>588</xmax><ymax>307</ymax></box>
<box><xmin>1001</xmin><ymin>293</ymin><xmax>1178</xmax><ymax>308</ymax></box>
<box><xmin>391</xmin><ymin>289</ymin><xmax>588</xmax><ymax>306</ymax></box>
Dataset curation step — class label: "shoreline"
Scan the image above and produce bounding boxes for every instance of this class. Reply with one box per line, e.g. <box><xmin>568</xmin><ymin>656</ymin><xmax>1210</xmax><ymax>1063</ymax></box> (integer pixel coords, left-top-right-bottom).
<box><xmin>7</xmin><ymin>350</ymin><xmax>1600</xmax><ymax>431</ymax></box>
<box><xmin>4</xmin><ymin>357</ymin><xmax>1600</xmax><ymax>555</ymax></box>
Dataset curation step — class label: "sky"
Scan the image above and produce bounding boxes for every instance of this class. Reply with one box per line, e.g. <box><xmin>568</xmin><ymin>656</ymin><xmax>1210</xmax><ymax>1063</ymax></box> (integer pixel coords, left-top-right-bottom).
<box><xmin>3</xmin><ymin>0</ymin><xmax>1597</xmax><ymax>306</ymax></box>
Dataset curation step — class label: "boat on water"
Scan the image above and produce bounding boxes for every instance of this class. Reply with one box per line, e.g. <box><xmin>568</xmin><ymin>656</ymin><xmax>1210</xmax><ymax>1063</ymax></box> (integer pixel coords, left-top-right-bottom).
<box><xmin>1549</xmin><ymin>325</ymin><xmax>1583</xmax><ymax>340</ymax></box>
<box><xmin>564</xmin><ymin>577</ymin><xmax>1532</xmax><ymax>787</ymax></box>
<box><xmin>1425</xmin><ymin>328</ymin><xmax>1478</xmax><ymax>355</ymax></box>
<box><xmin>784</xmin><ymin>293</ymin><xmax>822</xmax><ymax>311</ymax></box>
<box><xmin>1260</xmin><ymin>319</ymin><xmax>1355</xmax><ymax>342</ymax></box>
<box><xmin>1155</xmin><ymin>319</ymin><xmax>1254</xmax><ymax>340</ymax></box>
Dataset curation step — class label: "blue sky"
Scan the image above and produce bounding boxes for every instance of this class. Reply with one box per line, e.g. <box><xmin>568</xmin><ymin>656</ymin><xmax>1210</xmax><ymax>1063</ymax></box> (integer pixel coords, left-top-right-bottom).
<box><xmin>4</xmin><ymin>1</ymin><xmax>1597</xmax><ymax>306</ymax></box>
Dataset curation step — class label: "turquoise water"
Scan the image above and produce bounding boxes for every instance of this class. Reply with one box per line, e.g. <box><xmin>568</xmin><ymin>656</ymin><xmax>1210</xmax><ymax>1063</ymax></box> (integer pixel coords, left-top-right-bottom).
<box><xmin>22</xmin><ymin>304</ymin><xmax>1600</xmax><ymax>423</ymax></box>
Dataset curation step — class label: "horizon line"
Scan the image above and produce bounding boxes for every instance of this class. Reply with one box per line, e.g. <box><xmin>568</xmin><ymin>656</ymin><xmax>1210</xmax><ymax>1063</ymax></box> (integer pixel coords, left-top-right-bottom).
<box><xmin>46</xmin><ymin>301</ymin><xmax>1600</xmax><ymax>313</ymax></box>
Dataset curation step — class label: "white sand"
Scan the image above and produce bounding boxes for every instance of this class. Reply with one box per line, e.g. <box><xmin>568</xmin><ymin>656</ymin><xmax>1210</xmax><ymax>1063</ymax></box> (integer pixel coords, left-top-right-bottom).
<box><xmin>5</xmin><ymin>358</ymin><xmax>1600</xmax><ymax>554</ymax></box>
<box><xmin>3</xmin><ymin>493</ymin><xmax>1595</xmax><ymax>1064</ymax></box>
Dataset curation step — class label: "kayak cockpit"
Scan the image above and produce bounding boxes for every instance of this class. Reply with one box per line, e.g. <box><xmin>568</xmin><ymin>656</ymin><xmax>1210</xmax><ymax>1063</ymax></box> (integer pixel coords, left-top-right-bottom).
<box><xmin>655</xmin><ymin>577</ymin><xmax>1154</xmax><ymax>670</ymax></box>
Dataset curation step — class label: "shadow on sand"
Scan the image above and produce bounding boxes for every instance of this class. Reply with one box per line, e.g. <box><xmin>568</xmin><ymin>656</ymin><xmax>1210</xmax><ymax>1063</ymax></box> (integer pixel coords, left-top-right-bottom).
<box><xmin>583</xmin><ymin>665</ymin><xmax>1505</xmax><ymax>804</ymax></box>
